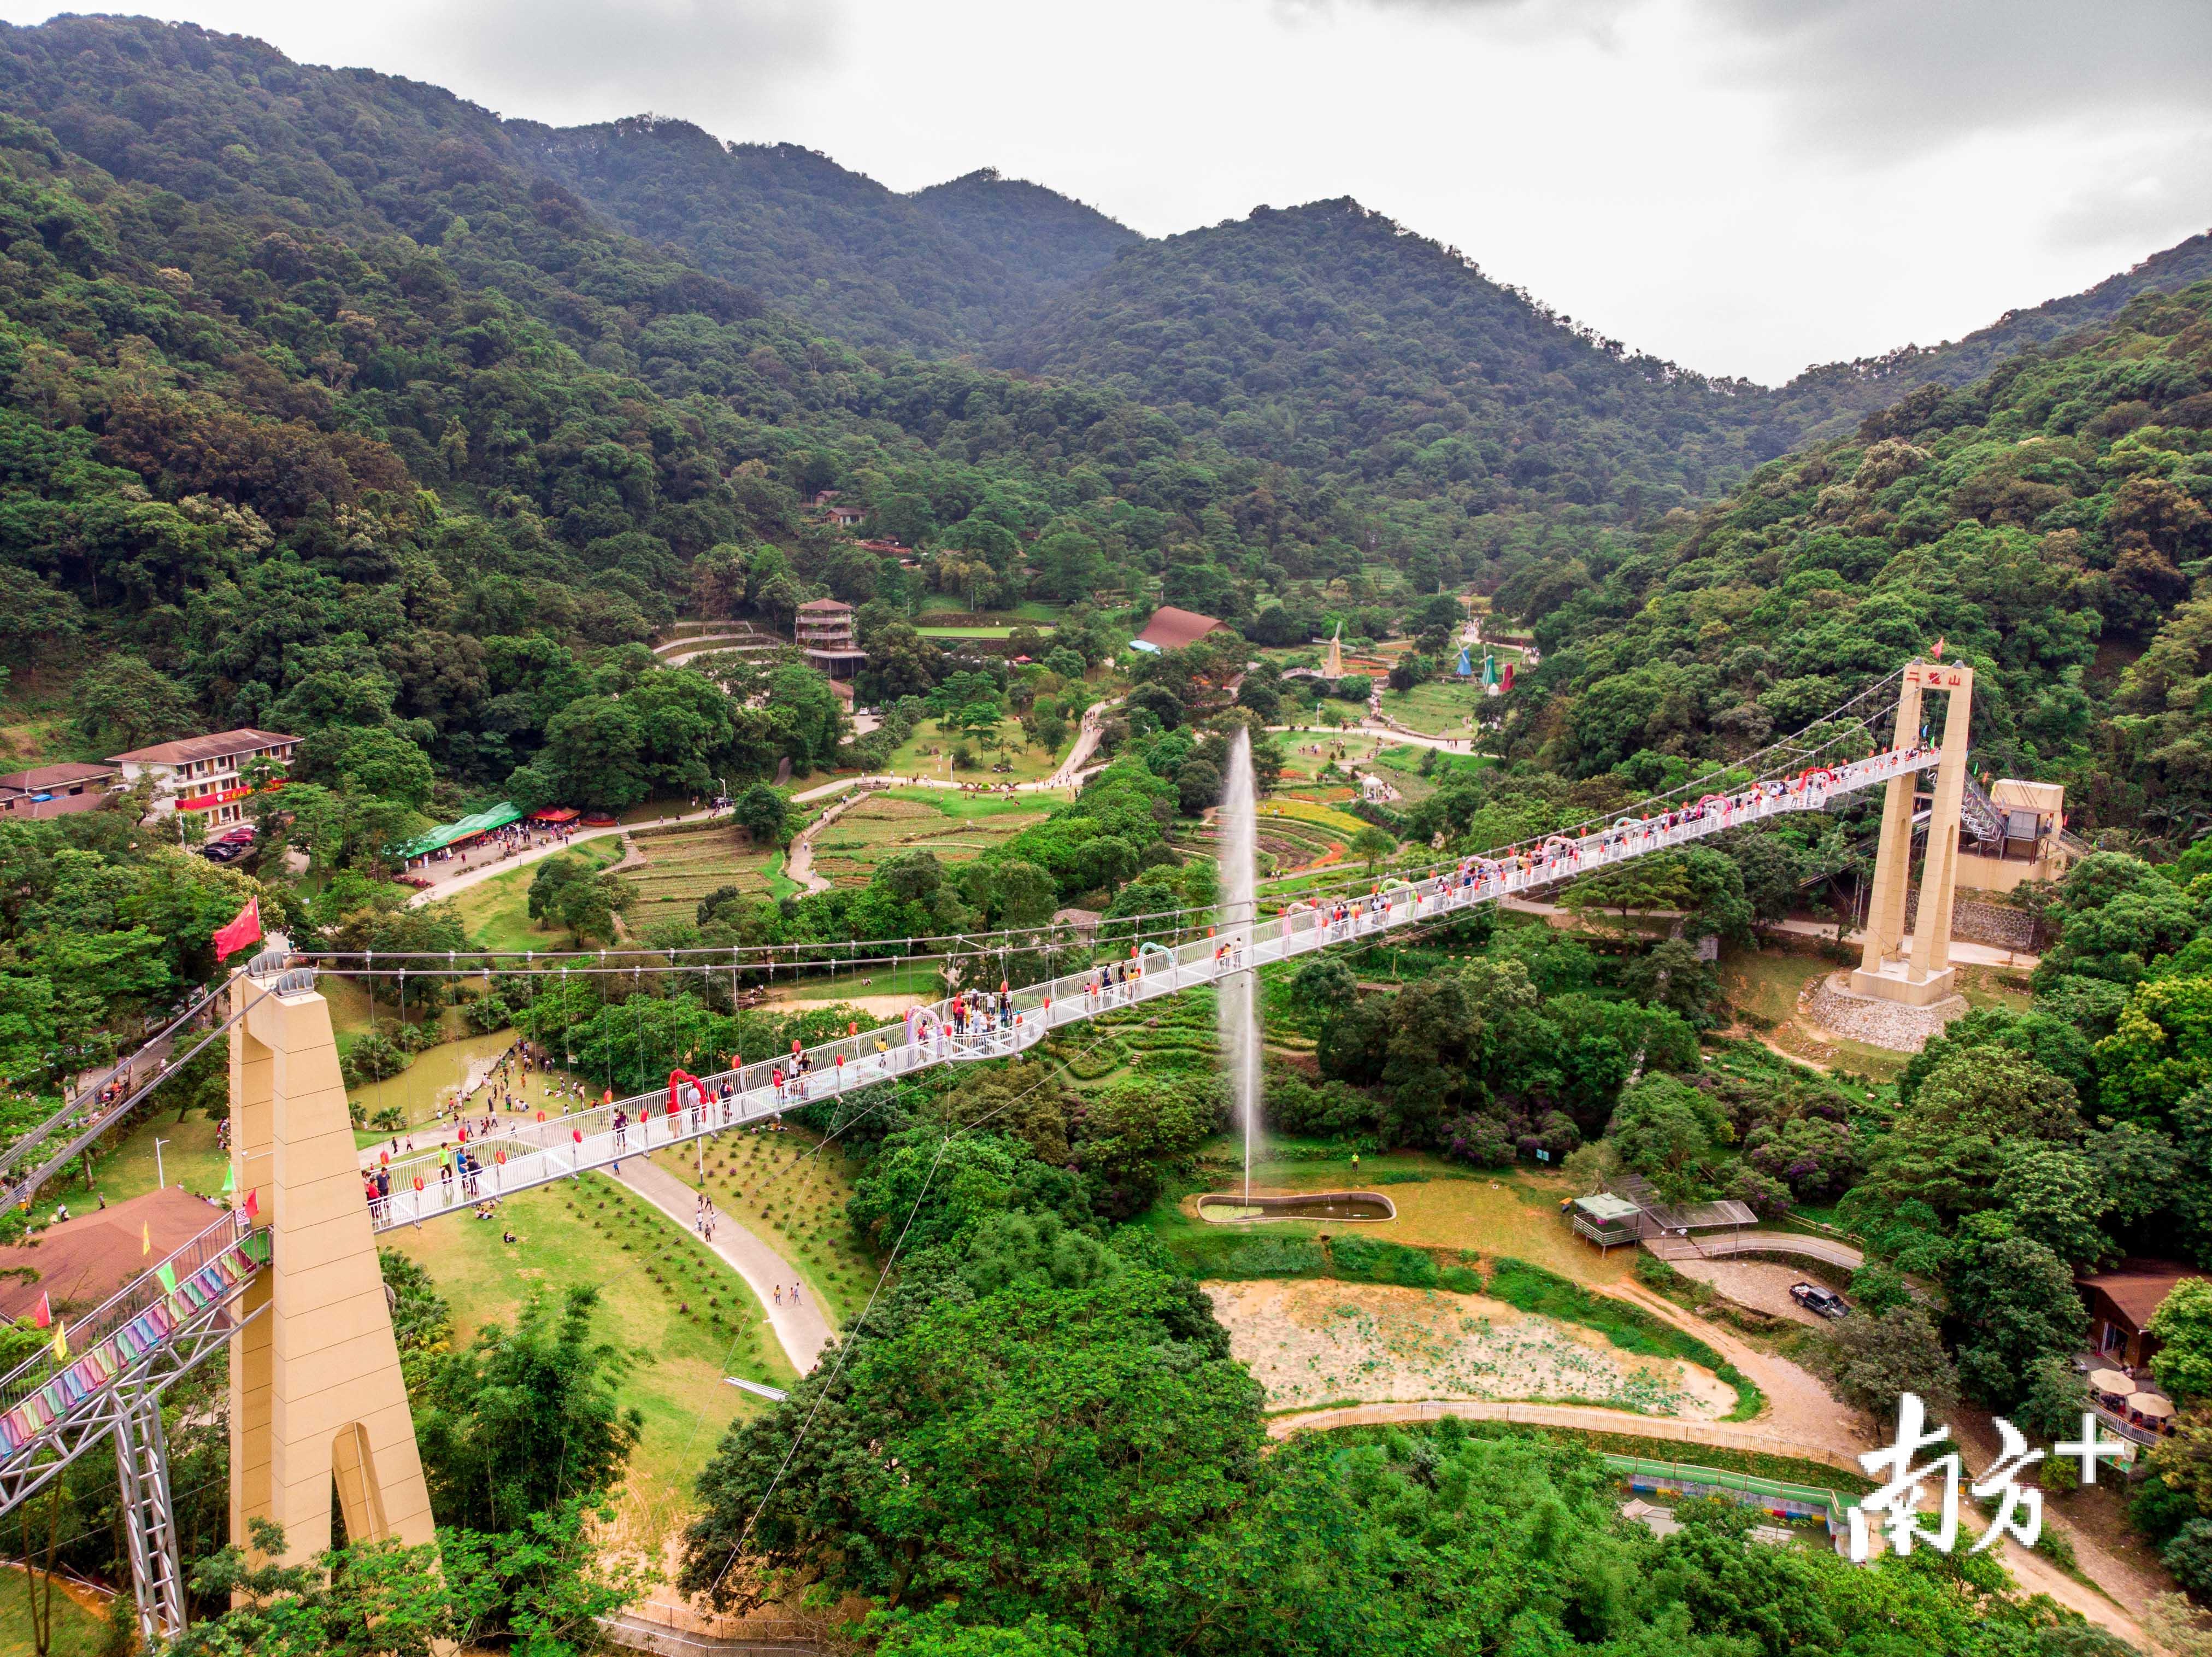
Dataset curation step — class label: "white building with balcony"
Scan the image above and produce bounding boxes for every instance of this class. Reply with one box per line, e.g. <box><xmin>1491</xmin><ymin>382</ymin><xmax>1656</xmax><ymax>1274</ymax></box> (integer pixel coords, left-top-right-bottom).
<box><xmin>109</xmin><ymin>728</ymin><xmax>299</xmax><ymax>828</ymax></box>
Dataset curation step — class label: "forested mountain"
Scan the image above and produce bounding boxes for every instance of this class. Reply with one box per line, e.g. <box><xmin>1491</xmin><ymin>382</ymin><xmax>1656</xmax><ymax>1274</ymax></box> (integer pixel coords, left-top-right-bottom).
<box><xmin>909</xmin><ymin>167</ymin><xmax>1138</xmax><ymax>292</ymax></box>
<box><xmin>1771</xmin><ymin>230</ymin><xmax>2212</xmax><ymax>443</ymax></box>
<box><xmin>1505</xmin><ymin>280</ymin><xmax>2212</xmax><ymax>840</ymax></box>
<box><xmin>0</xmin><ymin>14</ymin><xmax>1379</xmax><ymax>786</ymax></box>
<box><xmin>515</xmin><ymin>123</ymin><xmax>1136</xmax><ymax>354</ymax></box>
<box><xmin>1005</xmin><ymin>198</ymin><xmax>1788</xmax><ymax>521</ymax></box>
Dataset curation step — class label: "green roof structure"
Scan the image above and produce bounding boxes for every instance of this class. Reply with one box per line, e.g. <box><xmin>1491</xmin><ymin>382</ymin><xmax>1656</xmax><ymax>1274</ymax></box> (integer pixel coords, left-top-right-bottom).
<box><xmin>392</xmin><ymin>802</ymin><xmax>521</xmax><ymax>862</ymax></box>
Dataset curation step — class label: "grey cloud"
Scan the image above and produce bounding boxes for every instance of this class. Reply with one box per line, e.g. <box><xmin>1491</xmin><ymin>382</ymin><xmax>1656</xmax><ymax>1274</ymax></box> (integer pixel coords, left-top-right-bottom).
<box><xmin>1320</xmin><ymin>0</ymin><xmax>2212</xmax><ymax>154</ymax></box>
<box><xmin>387</xmin><ymin>0</ymin><xmax>844</xmax><ymax>125</ymax></box>
<box><xmin>2043</xmin><ymin>133</ymin><xmax>2212</xmax><ymax>252</ymax></box>
<box><xmin>1696</xmin><ymin>0</ymin><xmax>2212</xmax><ymax>155</ymax></box>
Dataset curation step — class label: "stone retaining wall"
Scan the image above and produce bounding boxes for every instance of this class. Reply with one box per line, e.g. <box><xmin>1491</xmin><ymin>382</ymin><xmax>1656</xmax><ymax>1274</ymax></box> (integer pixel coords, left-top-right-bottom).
<box><xmin>1903</xmin><ymin>889</ymin><xmax>2043</xmax><ymax>952</ymax></box>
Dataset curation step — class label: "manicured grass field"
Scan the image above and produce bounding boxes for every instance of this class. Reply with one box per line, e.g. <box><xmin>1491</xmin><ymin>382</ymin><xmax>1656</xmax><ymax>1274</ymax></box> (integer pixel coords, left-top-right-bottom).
<box><xmin>805</xmin><ymin>789</ymin><xmax>1049</xmax><ymax>888</ymax></box>
<box><xmin>1379</xmin><ymin>678</ymin><xmax>1489</xmax><ymax>737</ymax></box>
<box><xmin>34</xmin><ymin>1106</ymin><xmax>231</xmax><ymax>1219</ymax></box>
<box><xmin>449</xmin><ymin>833</ymin><xmax>627</xmax><ymax>952</ymax></box>
<box><xmin>383</xmin><ymin>1175</ymin><xmax>787</xmax><ymax>1548</ymax></box>
<box><xmin>0</xmin><ymin>1568</ymin><xmax>112</xmax><ymax>1657</ymax></box>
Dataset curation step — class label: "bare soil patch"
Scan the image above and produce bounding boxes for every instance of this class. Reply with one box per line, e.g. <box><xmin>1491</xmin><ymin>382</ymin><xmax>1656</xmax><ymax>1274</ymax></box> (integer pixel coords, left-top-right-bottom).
<box><xmin>1668</xmin><ymin>1259</ymin><xmax>1831</xmax><ymax>1328</ymax></box>
<box><xmin>1205</xmin><ymin>1278</ymin><xmax>1734</xmax><ymax>1417</ymax></box>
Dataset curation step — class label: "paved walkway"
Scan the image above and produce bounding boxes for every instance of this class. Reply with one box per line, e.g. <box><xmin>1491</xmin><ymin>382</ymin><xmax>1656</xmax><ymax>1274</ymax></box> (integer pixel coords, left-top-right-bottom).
<box><xmin>606</xmin><ymin>1159</ymin><xmax>833</xmax><ymax>1373</ymax></box>
<box><xmin>403</xmin><ymin>808</ymin><xmax>722</xmax><ymax>909</ymax></box>
<box><xmin>1267</xmin><ymin>1397</ymin><xmax>1856</xmax><ymax>1463</ymax></box>
<box><xmin>782</xmin><ymin>792</ymin><xmax>864</xmax><ymax>895</ymax></box>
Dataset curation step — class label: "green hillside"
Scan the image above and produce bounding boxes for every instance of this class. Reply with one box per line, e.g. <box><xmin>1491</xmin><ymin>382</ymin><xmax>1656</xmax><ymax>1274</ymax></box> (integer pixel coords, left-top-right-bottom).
<box><xmin>1505</xmin><ymin>281</ymin><xmax>2212</xmax><ymax>837</ymax></box>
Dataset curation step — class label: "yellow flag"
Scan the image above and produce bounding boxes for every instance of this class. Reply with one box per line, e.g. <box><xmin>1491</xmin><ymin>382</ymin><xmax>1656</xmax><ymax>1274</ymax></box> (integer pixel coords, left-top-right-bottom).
<box><xmin>141</xmin><ymin>1222</ymin><xmax>151</xmax><ymax>1258</ymax></box>
<box><xmin>51</xmin><ymin>1320</ymin><xmax>65</xmax><ymax>1362</ymax></box>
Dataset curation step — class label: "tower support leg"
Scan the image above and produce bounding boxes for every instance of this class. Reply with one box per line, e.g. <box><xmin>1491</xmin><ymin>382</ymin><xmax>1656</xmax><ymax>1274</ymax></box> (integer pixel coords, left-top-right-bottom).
<box><xmin>115</xmin><ymin>1388</ymin><xmax>187</xmax><ymax>1647</ymax></box>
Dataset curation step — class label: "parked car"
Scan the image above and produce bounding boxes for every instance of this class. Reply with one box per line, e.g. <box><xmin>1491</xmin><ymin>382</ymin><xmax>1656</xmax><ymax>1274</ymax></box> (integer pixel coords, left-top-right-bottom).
<box><xmin>199</xmin><ymin>841</ymin><xmax>244</xmax><ymax>863</ymax></box>
<box><xmin>1791</xmin><ymin>1282</ymin><xmax>1849</xmax><ymax>1319</ymax></box>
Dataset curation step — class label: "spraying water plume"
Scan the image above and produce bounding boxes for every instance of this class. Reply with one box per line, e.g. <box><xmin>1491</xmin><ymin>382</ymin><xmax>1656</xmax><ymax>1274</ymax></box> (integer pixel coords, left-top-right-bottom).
<box><xmin>1217</xmin><ymin>727</ymin><xmax>1261</xmax><ymax>1204</ymax></box>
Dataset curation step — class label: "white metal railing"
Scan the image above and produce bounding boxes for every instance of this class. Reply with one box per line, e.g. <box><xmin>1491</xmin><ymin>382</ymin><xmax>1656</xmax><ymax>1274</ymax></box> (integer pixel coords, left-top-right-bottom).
<box><xmin>360</xmin><ymin>745</ymin><xmax>1941</xmax><ymax>1231</ymax></box>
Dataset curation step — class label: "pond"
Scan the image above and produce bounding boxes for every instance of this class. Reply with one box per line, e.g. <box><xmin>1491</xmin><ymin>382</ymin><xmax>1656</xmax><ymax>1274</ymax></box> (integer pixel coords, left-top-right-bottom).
<box><xmin>1197</xmin><ymin>1190</ymin><xmax>1396</xmax><ymax>1224</ymax></box>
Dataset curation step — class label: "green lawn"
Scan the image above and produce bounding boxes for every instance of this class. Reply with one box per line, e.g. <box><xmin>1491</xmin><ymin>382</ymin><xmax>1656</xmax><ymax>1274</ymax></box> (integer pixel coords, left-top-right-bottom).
<box><xmin>449</xmin><ymin>834</ymin><xmax>627</xmax><ymax>952</ymax></box>
<box><xmin>884</xmin><ymin>715</ymin><xmax>1076</xmax><ymax>785</ymax></box>
<box><xmin>0</xmin><ymin>1568</ymin><xmax>112</xmax><ymax>1657</ymax></box>
<box><xmin>383</xmin><ymin>1176</ymin><xmax>787</xmax><ymax>1549</ymax></box>
<box><xmin>28</xmin><ymin>1103</ymin><xmax>230</xmax><ymax>1219</ymax></box>
<box><xmin>1378</xmin><ymin>678</ymin><xmax>1490</xmax><ymax>737</ymax></box>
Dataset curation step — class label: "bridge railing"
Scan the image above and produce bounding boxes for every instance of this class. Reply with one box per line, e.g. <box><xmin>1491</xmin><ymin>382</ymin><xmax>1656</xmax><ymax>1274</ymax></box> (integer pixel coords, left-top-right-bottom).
<box><xmin>0</xmin><ymin>1213</ymin><xmax>268</xmax><ymax>1465</ymax></box>
<box><xmin>360</xmin><ymin>745</ymin><xmax>1939</xmax><ymax>1230</ymax></box>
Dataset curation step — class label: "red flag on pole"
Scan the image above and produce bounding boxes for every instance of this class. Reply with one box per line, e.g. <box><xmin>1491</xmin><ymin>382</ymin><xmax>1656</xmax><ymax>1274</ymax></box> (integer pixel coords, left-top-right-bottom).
<box><xmin>32</xmin><ymin>1292</ymin><xmax>49</xmax><ymax>1329</ymax></box>
<box><xmin>213</xmin><ymin>897</ymin><xmax>262</xmax><ymax>960</ymax></box>
<box><xmin>243</xmin><ymin>1188</ymin><xmax>260</xmax><ymax>1220</ymax></box>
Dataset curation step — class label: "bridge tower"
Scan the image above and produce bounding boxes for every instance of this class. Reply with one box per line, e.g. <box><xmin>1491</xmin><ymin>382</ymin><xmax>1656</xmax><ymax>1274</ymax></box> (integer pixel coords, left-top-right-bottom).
<box><xmin>1851</xmin><ymin>661</ymin><xmax>1973</xmax><ymax>1007</ymax></box>
<box><xmin>228</xmin><ymin>965</ymin><xmax>434</xmax><ymax>1571</ymax></box>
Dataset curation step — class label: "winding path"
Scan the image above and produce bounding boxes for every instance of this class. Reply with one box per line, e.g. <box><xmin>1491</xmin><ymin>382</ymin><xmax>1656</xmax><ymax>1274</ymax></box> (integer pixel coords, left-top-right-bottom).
<box><xmin>605</xmin><ymin>1159</ymin><xmax>833</xmax><ymax>1373</ymax></box>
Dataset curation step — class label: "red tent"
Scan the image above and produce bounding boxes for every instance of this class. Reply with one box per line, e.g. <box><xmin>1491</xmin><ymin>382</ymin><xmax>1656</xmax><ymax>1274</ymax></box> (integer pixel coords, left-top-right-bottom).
<box><xmin>531</xmin><ymin>807</ymin><xmax>580</xmax><ymax>824</ymax></box>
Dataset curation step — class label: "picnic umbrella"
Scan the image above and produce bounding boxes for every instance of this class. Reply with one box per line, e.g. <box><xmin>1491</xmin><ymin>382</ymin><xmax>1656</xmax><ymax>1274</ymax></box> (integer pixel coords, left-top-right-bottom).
<box><xmin>2135</xmin><ymin>1394</ymin><xmax>2177</xmax><ymax>1420</ymax></box>
<box><xmin>2089</xmin><ymin>1368</ymin><xmax>2134</xmax><ymax>1394</ymax></box>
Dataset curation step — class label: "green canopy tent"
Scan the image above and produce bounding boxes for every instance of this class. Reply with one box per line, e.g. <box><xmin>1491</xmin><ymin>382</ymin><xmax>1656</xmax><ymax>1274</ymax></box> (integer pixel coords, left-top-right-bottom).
<box><xmin>392</xmin><ymin>802</ymin><xmax>522</xmax><ymax>863</ymax></box>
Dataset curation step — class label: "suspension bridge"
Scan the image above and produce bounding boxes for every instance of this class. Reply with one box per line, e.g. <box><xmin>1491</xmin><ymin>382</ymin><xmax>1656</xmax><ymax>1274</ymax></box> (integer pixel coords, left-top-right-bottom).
<box><xmin>0</xmin><ymin>663</ymin><xmax>1982</xmax><ymax>1646</ymax></box>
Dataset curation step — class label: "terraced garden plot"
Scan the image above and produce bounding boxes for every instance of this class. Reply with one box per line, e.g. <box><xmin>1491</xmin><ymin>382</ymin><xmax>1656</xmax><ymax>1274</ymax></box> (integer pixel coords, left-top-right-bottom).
<box><xmin>806</xmin><ymin>790</ymin><xmax>1049</xmax><ymax>888</ymax></box>
<box><xmin>1207</xmin><ymin>1278</ymin><xmax>1729</xmax><ymax>1416</ymax></box>
<box><xmin>622</xmin><ymin>821</ymin><xmax>778</xmax><ymax>932</ymax></box>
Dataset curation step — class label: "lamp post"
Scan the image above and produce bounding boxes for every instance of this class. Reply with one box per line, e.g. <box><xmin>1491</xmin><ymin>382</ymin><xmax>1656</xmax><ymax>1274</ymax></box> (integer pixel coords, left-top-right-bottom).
<box><xmin>154</xmin><ymin>1137</ymin><xmax>169</xmax><ymax>1190</ymax></box>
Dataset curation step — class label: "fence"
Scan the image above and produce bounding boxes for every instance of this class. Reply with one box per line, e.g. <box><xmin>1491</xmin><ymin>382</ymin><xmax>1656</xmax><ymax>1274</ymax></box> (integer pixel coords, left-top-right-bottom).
<box><xmin>1604</xmin><ymin>1453</ymin><xmax>1852</xmax><ymax>1532</ymax></box>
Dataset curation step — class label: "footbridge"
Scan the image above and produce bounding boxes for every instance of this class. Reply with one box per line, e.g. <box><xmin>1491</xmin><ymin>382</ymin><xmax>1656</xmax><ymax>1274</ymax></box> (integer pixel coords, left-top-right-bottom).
<box><xmin>0</xmin><ymin>664</ymin><xmax>1985</xmax><ymax>1644</ymax></box>
<box><xmin>352</xmin><ymin>741</ymin><xmax>1944</xmax><ymax>1230</ymax></box>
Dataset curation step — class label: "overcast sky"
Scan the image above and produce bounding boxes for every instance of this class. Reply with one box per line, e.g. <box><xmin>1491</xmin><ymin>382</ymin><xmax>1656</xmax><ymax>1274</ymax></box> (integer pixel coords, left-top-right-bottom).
<box><xmin>3</xmin><ymin>0</ymin><xmax>2207</xmax><ymax>384</ymax></box>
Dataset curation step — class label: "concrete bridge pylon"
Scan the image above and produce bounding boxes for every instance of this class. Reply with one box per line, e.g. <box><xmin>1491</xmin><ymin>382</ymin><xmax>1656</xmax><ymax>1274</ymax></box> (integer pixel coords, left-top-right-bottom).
<box><xmin>1852</xmin><ymin>660</ymin><xmax>1974</xmax><ymax>1007</ymax></box>
<box><xmin>227</xmin><ymin>971</ymin><xmax>434</xmax><ymax>1573</ymax></box>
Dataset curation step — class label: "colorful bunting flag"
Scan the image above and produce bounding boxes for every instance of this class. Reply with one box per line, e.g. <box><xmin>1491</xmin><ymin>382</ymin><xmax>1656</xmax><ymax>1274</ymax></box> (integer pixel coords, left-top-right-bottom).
<box><xmin>155</xmin><ymin>1264</ymin><xmax>177</xmax><ymax>1295</ymax></box>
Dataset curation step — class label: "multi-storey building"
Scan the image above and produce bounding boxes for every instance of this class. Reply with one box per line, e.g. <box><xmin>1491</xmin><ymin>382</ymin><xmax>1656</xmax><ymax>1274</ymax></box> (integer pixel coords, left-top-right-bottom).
<box><xmin>795</xmin><ymin>597</ymin><xmax>868</xmax><ymax>679</ymax></box>
<box><xmin>108</xmin><ymin>728</ymin><xmax>299</xmax><ymax>829</ymax></box>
